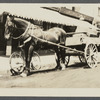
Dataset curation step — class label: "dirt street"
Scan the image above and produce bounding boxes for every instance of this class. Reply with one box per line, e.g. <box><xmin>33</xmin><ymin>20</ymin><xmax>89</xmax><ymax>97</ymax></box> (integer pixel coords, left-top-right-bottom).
<box><xmin>0</xmin><ymin>54</ymin><xmax>100</xmax><ymax>88</ymax></box>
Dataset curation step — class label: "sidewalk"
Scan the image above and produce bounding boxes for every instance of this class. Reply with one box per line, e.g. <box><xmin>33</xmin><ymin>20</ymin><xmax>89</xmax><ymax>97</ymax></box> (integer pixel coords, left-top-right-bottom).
<box><xmin>0</xmin><ymin>56</ymin><xmax>10</xmax><ymax>71</ymax></box>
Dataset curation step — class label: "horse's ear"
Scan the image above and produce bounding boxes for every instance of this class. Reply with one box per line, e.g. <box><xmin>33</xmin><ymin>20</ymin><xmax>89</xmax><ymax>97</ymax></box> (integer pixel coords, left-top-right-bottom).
<box><xmin>7</xmin><ymin>16</ymin><xmax>10</xmax><ymax>20</ymax></box>
<box><xmin>10</xmin><ymin>16</ymin><xmax>14</xmax><ymax>21</ymax></box>
<box><xmin>7</xmin><ymin>16</ymin><xmax>14</xmax><ymax>21</ymax></box>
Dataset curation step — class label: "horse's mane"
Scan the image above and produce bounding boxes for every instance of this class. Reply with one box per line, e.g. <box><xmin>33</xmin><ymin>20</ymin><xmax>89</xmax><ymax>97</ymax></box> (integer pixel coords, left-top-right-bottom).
<box><xmin>14</xmin><ymin>17</ymin><xmax>29</xmax><ymax>24</ymax></box>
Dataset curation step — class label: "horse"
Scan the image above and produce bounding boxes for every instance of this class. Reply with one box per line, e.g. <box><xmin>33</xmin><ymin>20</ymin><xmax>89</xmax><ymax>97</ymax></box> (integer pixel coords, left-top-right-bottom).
<box><xmin>4</xmin><ymin>16</ymin><xmax>67</xmax><ymax>77</ymax></box>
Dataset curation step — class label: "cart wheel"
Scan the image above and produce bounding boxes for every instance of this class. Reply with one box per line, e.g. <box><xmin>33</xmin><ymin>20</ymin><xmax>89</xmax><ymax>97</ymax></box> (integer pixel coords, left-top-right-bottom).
<box><xmin>85</xmin><ymin>43</ymin><xmax>98</xmax><ymax>68</ymax></box>
<box><xmin>9</xmin><ymin>51</ymin><xmax>25</xmax><ymax>75</ymax></box>
<box><xmin>79</xmin><ymin>55</ymin><xmax>86</xmax><ymax>63</ymax></box>
<box><xmin>65</xmin><ymin>56</ymin><xmax>70</xmax><ymax>67</ymax></box>
<box><xmin>30</xmin><ymin>51</ymin><xmax>41</xmax><ymax>70</ymax></box>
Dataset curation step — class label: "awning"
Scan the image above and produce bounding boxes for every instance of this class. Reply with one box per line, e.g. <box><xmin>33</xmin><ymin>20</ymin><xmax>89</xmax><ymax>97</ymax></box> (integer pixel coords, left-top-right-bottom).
<box><xmin>0</xmin><ymin>5</ymin><xmax>98</xmax><ymax>32</ymax></box>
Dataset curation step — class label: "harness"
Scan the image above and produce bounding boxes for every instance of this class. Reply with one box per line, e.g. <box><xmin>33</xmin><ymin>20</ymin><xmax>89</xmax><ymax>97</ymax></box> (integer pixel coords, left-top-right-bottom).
<box><xmin>12</xmin><ymin>22</ymin><xmax>31</xmax><ymax>40</ymax></box>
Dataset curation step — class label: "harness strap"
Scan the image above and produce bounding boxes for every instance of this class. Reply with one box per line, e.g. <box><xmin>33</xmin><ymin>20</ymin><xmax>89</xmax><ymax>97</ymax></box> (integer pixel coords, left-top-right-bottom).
<box><xmin>23</xmin><ymin>37</ymin><xmax>32</xmax><ymax>44</ymax></box>
<box><xmin>28</xmin><ymin>33</ymin><xmax>84</xmax><ymax>54</ymax></box>
<box><xmin>21</xmin><ymin>22</ymin><xmax>31</xmax><ymax>38</ymax></box>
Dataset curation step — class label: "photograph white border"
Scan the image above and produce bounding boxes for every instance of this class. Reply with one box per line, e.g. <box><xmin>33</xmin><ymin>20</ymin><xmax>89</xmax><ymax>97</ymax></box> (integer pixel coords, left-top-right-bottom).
<box><xmin>0</xmin><ymin>3</ymin><xmax>100</xmax><ymax>97</ymax></box>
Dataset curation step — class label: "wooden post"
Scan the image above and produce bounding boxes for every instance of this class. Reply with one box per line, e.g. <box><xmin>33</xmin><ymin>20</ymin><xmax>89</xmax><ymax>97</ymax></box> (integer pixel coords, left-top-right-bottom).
<box><xmin>6</xmin><ymin>38</ymin><xmax>12</xmax><ymax>56</ymax></box>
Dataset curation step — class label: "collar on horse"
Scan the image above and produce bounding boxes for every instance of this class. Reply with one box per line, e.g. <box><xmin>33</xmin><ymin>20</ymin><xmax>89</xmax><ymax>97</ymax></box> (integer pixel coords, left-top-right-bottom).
<box><xmin>12</xmin><ymin>22</ymin><xmax>31</xmax><ymax>39</ymax></box>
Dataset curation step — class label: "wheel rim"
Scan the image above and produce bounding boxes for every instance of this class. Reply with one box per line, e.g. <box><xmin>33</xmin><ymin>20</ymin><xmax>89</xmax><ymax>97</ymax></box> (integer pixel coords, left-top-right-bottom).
<box><xmin>79</xmin><ymin>55</ymin><xmax>86</xmax><ymax>63</ymax></box>
<box><xmin>85</xmin><ymin>43</ymin><xmax>98</xmax><ymax>68</ymax></box>
<box><xmin>9</xmin><ymin>52</ymin><xmax>25</xmax><ymax>73</ymax></box>
<box><xmin>65</xmin><ymin>56</ymin><xmax>70</xmax><ymax>67</ymax></box>
<box><xmin>30</xmin><ymin>52</ymin><xmax>41</xmax><ymax>70</ymax></box>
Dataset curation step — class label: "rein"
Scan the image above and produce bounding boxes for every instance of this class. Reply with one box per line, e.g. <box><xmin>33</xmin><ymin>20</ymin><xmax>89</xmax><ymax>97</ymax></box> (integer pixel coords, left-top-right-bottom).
<box><xmin>11</xmin><ymin>22</ymin><xmax>31</xmax><ymax>40</ymax></box>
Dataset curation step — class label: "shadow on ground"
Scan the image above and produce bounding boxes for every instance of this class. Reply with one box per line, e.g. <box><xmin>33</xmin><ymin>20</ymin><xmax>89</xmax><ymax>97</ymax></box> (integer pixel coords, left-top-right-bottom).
<box><xmin>29</xmin><ymin>62</ymin><xmax>88</xmax><ymax>76</ymax></box>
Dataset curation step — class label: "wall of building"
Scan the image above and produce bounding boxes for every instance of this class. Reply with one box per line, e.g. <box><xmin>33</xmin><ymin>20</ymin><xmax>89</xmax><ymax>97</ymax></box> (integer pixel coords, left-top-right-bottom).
<box><xmin>0</xmin><ymin>22</ymin><xmax>6</xmax><ymax>55</ymax></box>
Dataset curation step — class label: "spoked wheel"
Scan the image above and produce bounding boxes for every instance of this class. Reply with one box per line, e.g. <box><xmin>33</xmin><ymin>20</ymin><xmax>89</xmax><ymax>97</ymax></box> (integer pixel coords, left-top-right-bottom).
<box><xmin>65</xmin><ymin>56</ymin><xmax>70</xmax><ymax>67</ymax></box>
<box><xmin>30</xmin><ymin>51</ymin><xmax>41</xmax><ymax>70</ymax></box>
<box><xmin>9</xmin><ymin>51</ymin><xmax>25</xmax><ymax>75</ymax></box>
<box><xmin>79</xmin><ymin>55</ymin><xmax>86</xmax><ymax>63</ymax></box>
<box><xmin>85</xmin><ymin>43</ymin><xmax>98</xmax><ymax>68</ymax></box>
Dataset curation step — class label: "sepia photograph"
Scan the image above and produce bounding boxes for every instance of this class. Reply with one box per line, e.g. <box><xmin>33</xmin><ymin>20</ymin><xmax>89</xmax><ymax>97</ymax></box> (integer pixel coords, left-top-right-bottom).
<box><xmin>1</xmin><ymin>4</ymin><xmax>100</xmax><ymax>95</ymax></box>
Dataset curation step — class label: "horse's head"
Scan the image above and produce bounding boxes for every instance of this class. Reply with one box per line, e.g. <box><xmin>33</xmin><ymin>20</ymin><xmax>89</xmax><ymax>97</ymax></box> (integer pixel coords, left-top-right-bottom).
<box><xmin>4</xmin><ymin>16</ymin><xmax>29</xmax><ymax>40</ymax></box>
<box><xmin>4</xmin><ymin>16</ymin><xmax>15</xmax><ymax>40</ymax></box>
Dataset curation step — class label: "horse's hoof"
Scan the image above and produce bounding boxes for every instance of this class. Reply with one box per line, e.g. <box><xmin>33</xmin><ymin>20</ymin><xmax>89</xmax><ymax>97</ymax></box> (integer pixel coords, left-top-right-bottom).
<box><xmin>61</xmin><ymin>63</ymin><xmax>66</xmax><ymax>71</ymax></box>
<box><xmin>61</xmin><ymin>67</ymin><xmax>66</xmax><ymax>70</ymax></box>
<box><xmin>10</xmin><ymin>69</ymin><xmax>18</xmax><ymax>76</ymax></box>
<box><xmin>20</xmin><ymin>70</ymin><xmax>29</xmax><ymax>77</ymax></box>
<box><xmin>20</xmin><ymin>73</ymin><xmax>27</xmax><ymax>77</ymax></box>
<box><xmin>55</xmin><ymin>66</ymin><xmax>61</xmax><ymax>70</ymax></box>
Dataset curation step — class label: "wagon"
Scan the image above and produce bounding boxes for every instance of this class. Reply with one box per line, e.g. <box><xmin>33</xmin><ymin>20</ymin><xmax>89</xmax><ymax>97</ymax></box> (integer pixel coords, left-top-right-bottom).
<box><xmin>64</xmin><ymin>31</ymin><xmax>100</xmax><ymax>68</ymax></box>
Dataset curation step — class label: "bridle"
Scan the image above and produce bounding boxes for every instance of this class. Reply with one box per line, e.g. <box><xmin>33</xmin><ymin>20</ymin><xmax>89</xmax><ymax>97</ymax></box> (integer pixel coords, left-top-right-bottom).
<box><xmin>11</xmin><ymin>22</ymin><xmax>31</xmax><ymax>40</ymax></box>
<box><xmin>5</xmin><ymin>17</ymin><xmax>44</xmax><ymax>42</ymax></box>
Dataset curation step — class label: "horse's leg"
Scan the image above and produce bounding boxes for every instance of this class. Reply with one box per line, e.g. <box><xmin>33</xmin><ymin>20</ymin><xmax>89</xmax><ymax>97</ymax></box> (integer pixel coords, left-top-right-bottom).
<box><xmin>55</xmin><ymin>47</ymin><xmax>61</xmax><ymax>69</ymax></box>
<box><xmin>59</xmin><ymin>34</ymin><xmax>66</xmax><ymax>70</ymax></box>
<box><xmin>24</xmin><ymin>46</ymin><xmax>28</xmax><ymax>68</ymax></box>
<box><xmin>21</xmin><ymin>43</ymin><xmax>34</xmax><ymax>77</ymax></box>
<box><xmin>20</xmin><ymin>44</ymin><xmax>29</xmax><ymax>77</ymax></box>
<box><xmin>27</xmin><ymin>44</ymin><xmax>34</xmax><ymax>72</ymax></box>
<box><xmin>60</xmin><ymin>47</ymin><xmax>66</xmax><ymax>70</ymax></box>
